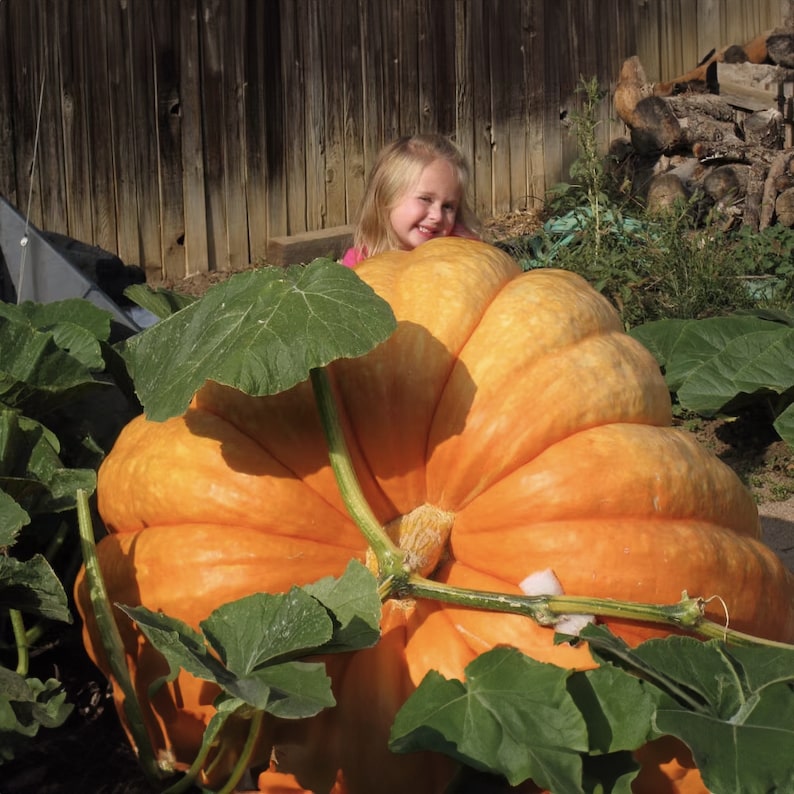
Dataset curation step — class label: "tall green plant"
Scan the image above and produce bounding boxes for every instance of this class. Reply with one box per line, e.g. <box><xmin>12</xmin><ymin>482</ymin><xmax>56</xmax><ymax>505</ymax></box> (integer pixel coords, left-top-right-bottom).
<box><xmin>497</xmin><ymin>76</ymin><xmax>790</xmax><ymax>328</ymax></box>
<box><xmin>0</xmin><ymin>299</ymin><xmax>139</xmax><ymax>764</ymax></box>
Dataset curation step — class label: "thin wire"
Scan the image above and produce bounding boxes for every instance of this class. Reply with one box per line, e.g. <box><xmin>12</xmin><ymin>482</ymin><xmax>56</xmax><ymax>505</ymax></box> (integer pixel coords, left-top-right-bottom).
<box><xmin>18</xmin><ymin>73</ymin><xmax>46</xmax><ymax>303</ymax></box>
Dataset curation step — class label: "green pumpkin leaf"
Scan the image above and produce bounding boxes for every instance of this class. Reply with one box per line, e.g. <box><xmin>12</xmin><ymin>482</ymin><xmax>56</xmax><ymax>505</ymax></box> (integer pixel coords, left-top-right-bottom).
<box><xmin>123</xmin><ymin>283</ymin><xmax>196</xmax><ymax>319</ymax></box>
<box><xmin>303</xmin><ymin>559</ymin><xmax>382</xmax><ymax>652</ymax></box>
<box><xmin>119</xmin><ymin>604</ymin><xmax>233</xmax><ymax>690</ymax></box>
<box><xmin>241</xmin><ymin>661</ymin><xmax>335</xmax><ymax>718</ymax></box>
<box><xmin>0</xmin><ymin>554</ymin><xmax>72</xmax><ymax>623</ymax></box>
<box><xmin>0</xmin><ymin>668</ymin><xmax>73</xmax><ymax>762</ymax></box>
<box><xmin>118</xmin><ymin>562</ymin><xmax>378</xmax><ymax>718</ymax></box>
<box><xmin>0</xmin><ymin>410</ymin><xmax>96</xmax><ymax>515</ymax></box>
<box><xmin>568</xmin><ymin>663</ymin><xmax>658</xmax><ymax>754</ymax></box>
<box><xmin>201</xmin><ymin>587</ymin><xmax>334</xmax><ymax>674</ymax></box>
<box><xmin>0</xmin><ymin>489</ymin><xmax>29</xmax><ymax>547</ymax></box>
<box><xmin>124</xmin><ymin>259</ymin><xmax>397</xmax><ymax>421</ymax></box>
<box><xmin>629</xmin><ymin>315</ymin><xmax>794</xmax><ymax>434</ymax></box>
<box><xmin>389</xmin><ymin>645</ymin><xmax>589</xmax><ymax>791</ymax></box>
<box><xmin>0</xmin><ymin>313</ymin><xmax>107</xmax><ymax>417</ymax></box>
<box><xmin>583</xmin><ymin>625</ymin><xmax>794</xmax><ymax>792</ymax></box>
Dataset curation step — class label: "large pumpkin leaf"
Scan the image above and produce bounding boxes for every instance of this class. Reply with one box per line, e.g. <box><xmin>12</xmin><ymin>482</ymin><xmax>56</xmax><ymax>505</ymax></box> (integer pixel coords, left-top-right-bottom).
<box><xmin>585</xmin><ymin>626</ymin><xmax>794</xmax><ymax>793</ymax></box>
<box><xmin>567</xmin><ymin>663</ymin><xmax>657</xmax><ymax>754</ymax></box>
<box><xmin>389</xmin><ymin>646</ymin><xmax>590</xmax><ymax>791</ymax></box>
<box><xmin>0</xmin><ymin>489</ymin><xmax>29</xmax><ymax>548</ymax></box>
<box><xmin>124</xmin><ymin>259</ymin><xmax>397</xmax><ymax>421</ymax></box>
<box><xmin>630</xmin><ymin>314</ymin><xmax>794</xmax><ymax>445</ymax></box>
<box><xmin>202</xmin><ymin>587</ymin><xmax>335</xmax><ymax>673</ymax></box>
<box><xmin>774</xmin><ymin>401</ymin><xmax>794</xmax><ymax>447</ymax></box>
<box><xmin>0</xmin><ymin>410</ymin><xmax>96</xmax><ymax>515</ymax></box>
<box><xmin>676</xmin><ymin>327</ymin><xmax>794</xmax><ymax>416</ymax></box>
<box><xmin>0</xmin><ymin>668</ymin><xmax>73</xmax><ymax>762</ymax></box>
<box><xmin>629</xmin><ymin>315</ymin><xmax>781</xmax><ymax>393</ymax></box>
<box><xmin>303</xmin><ymin>558</ymin><xmax>382</xmax><ymax>652</ymax></box>
<box><xmin>122</xmin><ymin>282</ymin><xmax>196</xmax><ymax>319</ymax></box>
<box><xmin>0</xmin><ymin>314</ymin><xmax>108</xmax><ymax>417</ymax></box>
<box><xmin>0</xmin><ymin>554</ymin><xmax>72</xmax><ymax>623</ymax></box>
<box><xmin>120</xmin><ymin>600</ymin><xmax>335</xmax><ymax>716</ymax></box>
<box><xmin>118</xmin><ymin>561</ymin><xmax>380</xmax><ymax>717</ymax></box>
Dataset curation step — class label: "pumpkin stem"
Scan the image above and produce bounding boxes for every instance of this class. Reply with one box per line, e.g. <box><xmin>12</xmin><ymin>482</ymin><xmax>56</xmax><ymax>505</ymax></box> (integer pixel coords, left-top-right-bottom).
<box><xmin>405</xmin><ymin>576</ymin><xmax>793</xmax><ymax>648</ymax></box>
<box><xmin>310</xmin><ymin>368</ymin><xmax>407</xmax><ymax>582</ymax></box>
<box><xmin>367</xmin><ymin>504</ymin><xmax>455</xmax><ymax>578</ymax></box>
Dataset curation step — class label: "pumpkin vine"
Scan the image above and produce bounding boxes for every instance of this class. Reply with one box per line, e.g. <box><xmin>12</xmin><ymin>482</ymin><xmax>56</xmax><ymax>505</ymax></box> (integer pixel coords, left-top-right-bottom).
<box><xmin>310</xmin><ymin>365</ymin><xmax>793</xmax><ymax>651</ymax></box>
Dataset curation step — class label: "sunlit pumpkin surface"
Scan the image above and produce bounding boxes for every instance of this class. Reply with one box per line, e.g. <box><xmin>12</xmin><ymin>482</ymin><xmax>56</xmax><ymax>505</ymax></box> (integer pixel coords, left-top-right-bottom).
<box><xmin>75</xmin><ymin>239</ymin><xmax>794</xmax><ymax>794</ymax></box>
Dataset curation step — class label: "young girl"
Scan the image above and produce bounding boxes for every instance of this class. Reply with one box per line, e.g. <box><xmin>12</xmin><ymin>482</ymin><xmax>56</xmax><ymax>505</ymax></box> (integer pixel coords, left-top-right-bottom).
<box><xmin>341</xmin><ymin>134</ymin><xmax>481</xmax><ymax>267</ymax></box>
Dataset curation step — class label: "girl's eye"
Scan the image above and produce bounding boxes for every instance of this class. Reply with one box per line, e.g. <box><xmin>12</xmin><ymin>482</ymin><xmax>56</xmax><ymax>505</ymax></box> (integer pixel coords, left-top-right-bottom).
<box><xmin>443</xmin><ymin>203</ymin><xmax>456</xmax><ymax>212</ymax></box>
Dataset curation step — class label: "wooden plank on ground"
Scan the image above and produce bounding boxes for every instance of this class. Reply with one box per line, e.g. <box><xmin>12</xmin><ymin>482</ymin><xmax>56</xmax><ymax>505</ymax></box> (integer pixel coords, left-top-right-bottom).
<box><xmin>541</xmin><ymin>0</ymin><xmax>563</xmax><ymax>199</ymax></box>
<box><xmin>427</xmin><ymin>0</ymin><xmax>457</xmax><ymax>137</ymax></box>
<box><xmin>266</xmin><ymin>225</ymin><xmax>353</xmax><ymax>266</ymax></box>
<box><xmin>360</xmin><ymin>1</ymin><xmax>386</xmax><ymax>177</ymax></box>
<box><xmin>383</xmin><ymin>0</ymin><xmax>402</xmax><ymax>140</ymax></box>
<box><xmin>503</xmin><ymin>0</ymin><xmax>529</xmax><ymax>211</ymax></box>
<box><xmin>6</xmin><ymin>1</ymin><xmax>40</xmax><ymax>221</ymax></box>
<box><xmin>198</xmin><ymin>0</ymin><xmax>228</xmax><ymax>270</ymax></box>
<box><xmin>151</xmin><ymin>2</ymin><xmax>185</xmax><ymax>279</ymax></box>
<box><xmin>401</xmin><ymin>0</ymin><xmax>420</xmax><ymax>134</ymax></box>
<box><xmin>488</xmin><ymin>0</ymin><xmax>511</xmax><ymax>216</ymax></box>
<box><xmin>220</xmin><ymin>1</ymin><xmax>249</xmax><ymax>270</ymax></box>
<box><xmin>717</xmin><ymin>62</ymin><xmax>792</xmax><ymax>111</ymax></box>
<box><xmin>61</xmin><ymin>2</ymin><xmax>95</xmax><ymax>245</ymax></box>
<box><xmin>469</xmin><ymin>0</ymin><xmax>493</xmax><ymax>219</ymax></box>
<box><xmin>658</xmin><ymin>0</ymin><xmax>686</xmax><ymax>80</ymax></box>
<box><xmin>244</xmin><ymin>1</ymin><xmax>274</xmax><ymax>260</ymax></box>
<box><xmin>37</xmin><ymin>2</ymin><xmax>68</xmax><ymax>234</ymax></box>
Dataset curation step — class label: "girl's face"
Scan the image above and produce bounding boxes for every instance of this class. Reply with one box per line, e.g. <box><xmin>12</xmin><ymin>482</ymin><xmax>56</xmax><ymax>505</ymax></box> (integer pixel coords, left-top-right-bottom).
<box><xmin>388</xmin><ymin>158</ymin><xmax>461</xmax><ymax>250</ymax></box>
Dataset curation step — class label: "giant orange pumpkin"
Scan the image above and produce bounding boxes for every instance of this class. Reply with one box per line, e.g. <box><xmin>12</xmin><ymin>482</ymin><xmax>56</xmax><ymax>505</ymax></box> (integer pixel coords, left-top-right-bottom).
<box><xmin>75</xmin><ymin>238</ymin><xmax>794</xmax><ymax>793</ymax></box>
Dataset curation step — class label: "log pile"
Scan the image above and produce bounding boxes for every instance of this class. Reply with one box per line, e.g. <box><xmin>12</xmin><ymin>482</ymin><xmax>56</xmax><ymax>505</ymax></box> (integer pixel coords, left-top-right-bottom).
<box><xmin>611</xmin><ymin>25</ymin><xmax>794</xmax><ymax>231</ymax></box>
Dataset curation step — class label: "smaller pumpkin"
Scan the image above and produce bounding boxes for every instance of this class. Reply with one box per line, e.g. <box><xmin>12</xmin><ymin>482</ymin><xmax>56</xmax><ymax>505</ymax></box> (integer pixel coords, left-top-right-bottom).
<box><xmin>75</xmin><ymin>238</ymin><xmax>794</xmax><ymax>793</ymax></box>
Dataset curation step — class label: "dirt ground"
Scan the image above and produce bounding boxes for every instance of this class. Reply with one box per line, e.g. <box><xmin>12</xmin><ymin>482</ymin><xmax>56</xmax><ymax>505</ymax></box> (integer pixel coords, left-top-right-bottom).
<box><xmin>674</xmin><ymin>409</ymin><xmax>794</xmax><ymax>569</ymax></box>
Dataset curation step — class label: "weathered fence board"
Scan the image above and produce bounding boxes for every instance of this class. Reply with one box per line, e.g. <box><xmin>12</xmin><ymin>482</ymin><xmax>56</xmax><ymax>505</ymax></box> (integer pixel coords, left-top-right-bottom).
<box><xmin>0</xmin><ymin>0</ymin><xmax>789</xmax><ymax>279</ymax></box>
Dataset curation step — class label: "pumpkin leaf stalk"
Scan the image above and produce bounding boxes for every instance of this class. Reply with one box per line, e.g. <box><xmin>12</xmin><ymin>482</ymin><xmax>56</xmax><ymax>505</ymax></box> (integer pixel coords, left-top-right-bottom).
<box><xmin>76</xmin><ymin>489</ymin><xmax>164</xmax><ymax>781</ymax></box>
<box><xmin>310</xmin><ymin>368</ymin><xmax>407</xmax><ymax>582</ymax></box>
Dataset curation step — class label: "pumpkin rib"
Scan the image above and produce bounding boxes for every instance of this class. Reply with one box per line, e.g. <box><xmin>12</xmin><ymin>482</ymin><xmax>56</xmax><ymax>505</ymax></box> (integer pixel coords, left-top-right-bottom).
<box><xmin>449</xmin><ymin>518</ymin><xmax>794</xmax><ymax>642</ymax></box>
<box><xmin>332</xmin><ymin>241</ymin><xmax>520</xmax><ymax>514</ymax></box>
<box><xmin>448</xmin><ymin>423</ymin><xmax>761</xmax><ymax>538</ymax></box>
<box><xmin>426</xmin><ymin>331</ymin><xmax>673</xmax><ymax>510</ymax></box>
<box><xmin>192</xmin><ymin>380</ymin><xmax>399</xmax><ymax>526</ymax></box>
<box><xmin>97</xmin><ymin>409</ymin><xmax>367</xmax><ymax>549</ymax></box>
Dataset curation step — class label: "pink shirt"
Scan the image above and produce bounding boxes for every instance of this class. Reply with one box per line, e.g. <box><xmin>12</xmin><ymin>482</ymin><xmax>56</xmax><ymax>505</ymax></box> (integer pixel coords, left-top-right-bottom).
<box><xmin>340</xmin><ymin>224</ymin><xmax>478</xmax><ymax>268</ymax></box>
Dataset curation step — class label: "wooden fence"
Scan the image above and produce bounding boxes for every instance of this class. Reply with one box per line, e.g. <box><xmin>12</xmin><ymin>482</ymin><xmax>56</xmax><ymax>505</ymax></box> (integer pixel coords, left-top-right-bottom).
<box><xmin>0</xmin><ymin>0</ymin><xmax>789</xmax><ymax>280</ymax></box>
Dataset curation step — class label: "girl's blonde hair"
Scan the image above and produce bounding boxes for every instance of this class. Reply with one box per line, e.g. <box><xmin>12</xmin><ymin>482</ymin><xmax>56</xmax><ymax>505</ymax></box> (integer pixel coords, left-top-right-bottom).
<box><xmin>352</xmin><ymin>134</ymin><xmax>480</xmax><ymax>256</ymax></box>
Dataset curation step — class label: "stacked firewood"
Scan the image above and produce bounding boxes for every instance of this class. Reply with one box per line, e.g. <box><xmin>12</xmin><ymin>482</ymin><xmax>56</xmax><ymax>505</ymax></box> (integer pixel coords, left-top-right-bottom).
<box><xmin>611</xmin><ymin>26</ymin><xmax>794</xmax><ymax>230</ymax></box>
